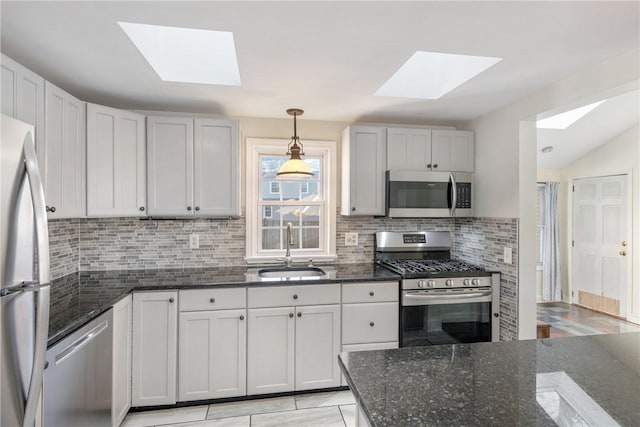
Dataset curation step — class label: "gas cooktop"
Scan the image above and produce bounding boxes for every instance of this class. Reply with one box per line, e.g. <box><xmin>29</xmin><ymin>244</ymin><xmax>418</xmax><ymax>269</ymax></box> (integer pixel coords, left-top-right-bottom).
<box><xmin>377</xmin><ymin>258</ymin><xmax>488</xmax><ymax>278</ymax></box>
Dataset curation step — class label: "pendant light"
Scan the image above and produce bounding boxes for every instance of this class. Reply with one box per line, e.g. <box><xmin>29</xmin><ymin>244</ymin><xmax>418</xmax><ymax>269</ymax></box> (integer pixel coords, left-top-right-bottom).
<box><xmin>276</xmin><ymin>108</ymin><xmax>313</xmax><ymax>179</ymax></box>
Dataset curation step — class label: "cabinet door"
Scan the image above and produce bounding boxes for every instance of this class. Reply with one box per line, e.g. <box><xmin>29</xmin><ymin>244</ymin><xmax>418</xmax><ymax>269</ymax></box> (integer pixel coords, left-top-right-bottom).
<box><xmin>386</xmin><ymin>128</ymin><xmax>431</xmax><ymax>170</ymax></box>
<box><xmin>132</xmin><ymin>292</ymin><xmax>178</xmax><ymax>406</ymax></box>
<box><xmin>179</xmin><ymin>309</ymin><xmax>247</xmax><ymax>401</ymax></box>
<box><xmin>193</xmin><ymin>118</ymin><xmax>239</xmax><ymax>216</ymax></box>
<box><xmin>147</xmin><ymin>116</ymin><xmax>194</xmax><ymax>216</ymax></box>
<box><xmin>247</xmin><ymin>307</ymin><xmax>295</xmax><ymax>395</ymax></box>
<box><xmin>341</xmin><ymin>126</ymin><xmax>386</xmax><ymax>215</ymax></box>
<box><xmin>295</xmin><ymin>304</ymin><xmax>341</xmax><ymax>391</ymax></box>
<box><xmin>431</xmin><ymin>130</ymin><xmax>474</xmax><ymax>172</ymax></box>
<box><xmin>112</xmin><ymin>295</ymin><xmax>132</xmax><ymax>427</ymax></box>
<box><xmin>87</xmin><ymin>103</ymin><xmax>146</xmax><ymax>216</ymax></box>
<box><xmin>44</xmin><ymin>81</ymin><xmax>86</xmax><ymax>218</ymax></box>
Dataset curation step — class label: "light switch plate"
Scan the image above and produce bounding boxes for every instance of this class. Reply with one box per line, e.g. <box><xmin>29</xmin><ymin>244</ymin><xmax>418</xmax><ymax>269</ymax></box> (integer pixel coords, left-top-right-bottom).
<box><xmin>503</xmin><ymin>247</ymin><xmax>512</xmax><ymax>264</ymax></box>
<box><xmin>345</xmin><ymin>232</ymin><xmax>358</xmax><ymax>246</ymax></box>
<box><xmin>189</xmin><ymin>234</ymin><xmax>200</xmax><ymax>249</ymax></box>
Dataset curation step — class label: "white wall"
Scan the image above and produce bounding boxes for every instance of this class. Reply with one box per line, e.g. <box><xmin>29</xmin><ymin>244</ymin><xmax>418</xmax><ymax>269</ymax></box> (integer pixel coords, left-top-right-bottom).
<box><xmin>468</xmin><ymin>48</ymin><xmax>640</xmax><ymax>339</ymax></box>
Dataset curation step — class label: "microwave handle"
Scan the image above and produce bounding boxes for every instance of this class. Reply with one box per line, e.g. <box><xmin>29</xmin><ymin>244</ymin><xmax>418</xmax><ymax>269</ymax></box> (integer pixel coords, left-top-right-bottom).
<box><xmin>449</xmin><ymin>173</ymin><xmax>457</xmax><ymax>216</ymax></box>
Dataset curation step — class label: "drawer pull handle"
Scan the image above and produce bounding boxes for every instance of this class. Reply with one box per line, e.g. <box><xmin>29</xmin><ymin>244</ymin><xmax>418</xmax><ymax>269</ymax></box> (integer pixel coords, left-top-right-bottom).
<box><xmin>369</xmin><ymin>291</ymin><xmax>375</xmax><ymax>296</ymax></box>
<box><xmin>210</xmin><ymin>298</ymin><xmax>215</xmax><ymax>303</ymax></box>
<box><xmin>239</xmin><ymin>315</ymin><xmax>245</xmax><ymax>320</ymax></box>
<box><xmin>289</xmin><ymin>313</ymin><xmax>294</xmax><ymax>318</ymax></box>
<box><xmin>169</xmin><ymin>298</ymin><xmax>175</xmax><ymax>303</ymax></box>
<box><xmin>293</xmin><ymin>294</ymin><xmax>298</xmax><ymax>300</ymax></box>
<box><xmin>297</xmin><ymin>312</ymin><xmax>302</xmax><ymax>317</ymax></box>
<box><xmin>369</xmin><ymin>321</ymin><xmax>375</xmax><ymax>327</ymax></box>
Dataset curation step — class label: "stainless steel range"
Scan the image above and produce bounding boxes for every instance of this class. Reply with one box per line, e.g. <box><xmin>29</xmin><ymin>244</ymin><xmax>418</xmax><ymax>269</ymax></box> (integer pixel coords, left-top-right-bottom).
<box><xmin>375</xmin><ymin>231</ymin><xmax>500</xmax><ymax>346</ymax></box>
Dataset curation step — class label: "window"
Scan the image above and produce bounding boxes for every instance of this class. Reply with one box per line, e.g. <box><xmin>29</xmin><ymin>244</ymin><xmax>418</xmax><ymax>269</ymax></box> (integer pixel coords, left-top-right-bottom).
<box><xmin>246</xmin><ymin>138</ymin><xmax>337</xmax><ymax>262</ymax></box>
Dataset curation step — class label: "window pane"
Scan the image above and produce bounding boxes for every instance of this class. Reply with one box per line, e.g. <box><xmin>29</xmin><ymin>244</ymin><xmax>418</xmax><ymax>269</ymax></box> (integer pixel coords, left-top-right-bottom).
<box><xmin>301</xmin><ymin>210</ymin><xmax>320</xmax><ymax>226</ymax></box>
<box><xmin>262</xmin><ymin>205</ymin><xmax>281</xmax><ymax>227</ymax></box>
<box><xmin>262</xmin><ymin>229</ymin><xmax>280</xmax><ymax>250</ymax></box>
<box><xmin>302</xmin><ymin>228</ymin><xmax>320</xmax><ymax>249</ymax></box>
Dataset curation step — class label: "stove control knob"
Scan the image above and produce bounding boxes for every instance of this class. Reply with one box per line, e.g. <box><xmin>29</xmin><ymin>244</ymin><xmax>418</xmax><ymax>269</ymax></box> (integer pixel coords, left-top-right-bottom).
<box><xmin>427</xmin><ymin>280</ymin><xmax>436</xmax><ymax>288</ymax></box>
<box><xmin>472</xmin><ymin>279</ymin><xmax>480</xmax><ymax>286</ymax></box>
<box><xmin>417</xmin><ymin>280</ymin><xmax>426</xmax><ymax>288</ymax></box>
<box><xmin>463</xmin><ymin>279</ymin><xmax>471</xmax><ymax>287</ymax></box>
<box><xmin>445</xmin><ymin>279</ymin><xmax>453</xmax><ymax>287</ymax></box>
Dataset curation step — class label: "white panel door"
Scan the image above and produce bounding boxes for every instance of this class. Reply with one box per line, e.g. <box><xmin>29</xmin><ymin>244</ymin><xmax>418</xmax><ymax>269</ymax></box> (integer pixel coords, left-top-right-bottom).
<box><xmin>112</xmin><ymin>295</ymin><xmax>132</xmax><ymax>427</ymax></box>
<box><xmin>178</xmin><ymin>309</ymin><xmax>247</xmax><ymax>401</ymax></box>
<box><xmin>147</xmin><ymin>116</ymin><xmax>194</xmax><ymax>216</ymax></box>
<box><xmin>386</xmin><ymin>128</ymin><xmax>431</xmax><ymax>170</ymax></box>
<box><xmin>193</xmin><ymin>118</ymin><xmax>239</xmax><ymax>216</ymax></box>
<box><xmin>132</xmin><ymin>292</ymin><xmax>178</xmax><ymax>406</ymax></box>
<box><xmin>573</xmin><ymin>175</ymin><xmax>629</xmax><ymax>316</ymax></box>
<box><xmin>295</xmin><ymin>304</ymin><xmax>341</xmax><ymax>391</ymax></box>
<box><xmin>432</xmin><ymin>130</ymin><xmax>474</xmax><ymax>172</ymax></box>
<box><xmin>44</xmin><ymin>81</ymin><xmax>86</xmax><ymax>218</ymax></box>
<box><xmin>347</xmin><ymin>126</ymin><xmax>386</xmax><ymax>215</ymax></box>
<box><xmin>247</xmin><ymin>307</ymin><xmax>295</xmax><ymax>395</ymax></box>
<box><xmin>87</xmin><ymin>104</ymin><xmax>146</xmax><ymax>216</ymax></box>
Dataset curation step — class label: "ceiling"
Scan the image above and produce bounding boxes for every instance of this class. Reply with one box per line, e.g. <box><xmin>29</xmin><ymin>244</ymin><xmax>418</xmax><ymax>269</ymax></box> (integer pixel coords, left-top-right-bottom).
<box><xmin>1</xmin><ymin>1</ymin><xmax>639</xmax><ymax>125</ymax></box>
<box><xmin>537</xmin><ymin>89</ymin><xmax>640</xmax><ymax>169</ymax></box>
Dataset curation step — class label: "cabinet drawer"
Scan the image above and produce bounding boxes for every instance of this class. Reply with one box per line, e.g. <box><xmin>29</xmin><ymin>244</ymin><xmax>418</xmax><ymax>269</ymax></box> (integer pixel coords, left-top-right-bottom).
<box><xmin>342</xmin><ymin>303</ymin><xmax>398</xmax><ymax>344</ymax></box>
<box><xmin>342</xmin><ymin>281</ymin><xmax>398</xmax><ymax>303</ymax></box>
<box><xmin>179</xmin><ymin>288</ymin><xmax>246</xmax><ymax>311</ymax></box>
<box><xmin>248</xmin><ymin>284</ymin><xmax>340</xmax><ymax>308</ymax></box>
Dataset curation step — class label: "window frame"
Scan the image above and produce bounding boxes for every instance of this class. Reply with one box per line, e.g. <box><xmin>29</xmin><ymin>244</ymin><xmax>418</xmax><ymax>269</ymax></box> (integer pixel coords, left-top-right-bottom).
<box><xmin>269</xmin><ymin>181</ymin><xmax>280</xmax><ymax>194</ymax></box>
<box><xmin>245</xmin><ymin>137</ymin><xmax>337</xmax><ymax>263</ymax></box>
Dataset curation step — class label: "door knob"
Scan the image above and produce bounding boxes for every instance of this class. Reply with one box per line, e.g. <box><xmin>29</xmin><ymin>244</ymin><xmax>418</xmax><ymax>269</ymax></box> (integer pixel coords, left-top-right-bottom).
<box><xmin>621</xmin><ymin>241</ymin><xmax>627</xmax><ymax>247</ymax></box>
<box><xmin>619</xmin><ymin>251</ymin><xmax>627</xmax><ymax>256</ymax></box>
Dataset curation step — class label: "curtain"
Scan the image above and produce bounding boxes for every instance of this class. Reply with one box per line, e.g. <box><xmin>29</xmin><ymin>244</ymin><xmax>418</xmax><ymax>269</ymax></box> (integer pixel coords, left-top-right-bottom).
<box><xmin>542</xmin><ymin>182</ymin><xmax>561</xmax><ymax>301</ymax></box>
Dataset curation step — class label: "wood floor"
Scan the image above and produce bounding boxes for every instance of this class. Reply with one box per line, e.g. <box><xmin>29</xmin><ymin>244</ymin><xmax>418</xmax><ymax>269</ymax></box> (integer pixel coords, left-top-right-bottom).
<box><xmin>537</xmin><ymin>302</ymin><xmax>640</xmax><ymax>338</ymax></box>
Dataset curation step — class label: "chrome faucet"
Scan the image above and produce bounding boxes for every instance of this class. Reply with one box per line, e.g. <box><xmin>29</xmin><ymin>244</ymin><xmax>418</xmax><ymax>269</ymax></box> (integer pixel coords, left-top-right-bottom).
<box><xmin>284</xmin><ymin>222</ymin><xmax>294</xmax><ymax>267</ymax></box>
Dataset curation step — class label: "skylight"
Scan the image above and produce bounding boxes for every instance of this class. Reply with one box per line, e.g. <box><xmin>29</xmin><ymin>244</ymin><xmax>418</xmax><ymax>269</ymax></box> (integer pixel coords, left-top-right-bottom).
<box><xmin>375</xmin><ymin>51</ymin><xmax>502</xmax><ymax>100</ymax></box>
<box><xmin>118</xmin><ymin>22</ymin><xmax>241</xmax><ymax>86</ymax></box>
<box><xmin>536</xmin><ymin>101</ymin><xmax>605</xmax><ymax>129</ymax></box>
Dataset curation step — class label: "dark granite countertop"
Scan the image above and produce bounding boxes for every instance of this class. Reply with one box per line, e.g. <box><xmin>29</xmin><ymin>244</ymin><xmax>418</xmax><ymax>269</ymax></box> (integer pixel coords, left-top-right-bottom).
<box><xmin>339</xmin><ymin>333</ymin><xmax>640</xmax><ymax>426</ymax></box>
<box><xmin>48</xmin><ymin>263</ymin><xmax>398</xmax><ymax>347</ymax></box>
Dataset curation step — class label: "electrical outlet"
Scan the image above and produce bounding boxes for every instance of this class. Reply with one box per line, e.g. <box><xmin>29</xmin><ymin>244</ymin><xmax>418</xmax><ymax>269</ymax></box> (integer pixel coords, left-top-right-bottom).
<box><xmin>189</xmin><ymin>234</ymin><xmax>200</xmax><ymax>249</ymax></box>
<box><xmin>503</xmin><ymin>247</ymin><xmax>512</xmax><ymax>264</ymax></box>
<box><xmin>345</xmin><ymin>232</ymin><xmax>358</xmax><ymax>246</ymax></box>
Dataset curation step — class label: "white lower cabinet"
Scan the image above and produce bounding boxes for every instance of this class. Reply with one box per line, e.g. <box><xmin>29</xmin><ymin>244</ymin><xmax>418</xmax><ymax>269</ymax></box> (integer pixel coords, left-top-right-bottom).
<box><xmin>132</xmin><ymin>291</ymin><xmax>178</xmax><ymax>407</ymax></box>
<box><xmin>112</xmin><ymin>295</ymin><xmax>132</xmax><ymax>427</ymax></box>
<box><xmin>178</xmin><ymin>308</ymin><xmax>247</xmax><ymax>401</ymax></box>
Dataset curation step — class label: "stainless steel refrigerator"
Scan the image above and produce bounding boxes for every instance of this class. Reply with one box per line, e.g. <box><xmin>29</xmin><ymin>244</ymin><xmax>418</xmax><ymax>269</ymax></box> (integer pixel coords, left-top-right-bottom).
<box><xmin>1</xmin><ymin>114</ymin><xmax>51</xmax><ymax>427</ymax></box>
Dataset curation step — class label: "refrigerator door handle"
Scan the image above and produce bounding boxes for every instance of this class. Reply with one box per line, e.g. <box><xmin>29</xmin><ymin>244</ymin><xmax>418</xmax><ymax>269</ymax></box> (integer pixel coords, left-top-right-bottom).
<box><xmin>21</xmin><ymin>133</ymin><xmax>51</xmax><ymax>427</ymax></box>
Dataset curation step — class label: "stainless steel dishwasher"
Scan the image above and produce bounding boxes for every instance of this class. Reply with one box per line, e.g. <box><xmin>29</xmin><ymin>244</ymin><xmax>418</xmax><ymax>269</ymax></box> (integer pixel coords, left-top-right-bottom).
<box><xmin>44</xmin><ymin>309</ymin><xmax>113</xmax><ymax>427</ymax></box>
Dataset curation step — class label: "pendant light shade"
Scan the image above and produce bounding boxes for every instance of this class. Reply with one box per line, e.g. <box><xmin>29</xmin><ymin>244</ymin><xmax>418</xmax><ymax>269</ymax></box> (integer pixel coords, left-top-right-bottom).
<box><xmin>277</xmin><ymin>108</ymin><xmax>313</xmax><ymax>179</ymax></box>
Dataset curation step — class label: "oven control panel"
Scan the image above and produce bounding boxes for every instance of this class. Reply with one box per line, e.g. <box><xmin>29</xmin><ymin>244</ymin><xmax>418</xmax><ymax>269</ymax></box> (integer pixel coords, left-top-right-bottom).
<box><xmin>403</xmin><ymin>276</ymin><xmax>492</xmax><ymax>290</ymax></box>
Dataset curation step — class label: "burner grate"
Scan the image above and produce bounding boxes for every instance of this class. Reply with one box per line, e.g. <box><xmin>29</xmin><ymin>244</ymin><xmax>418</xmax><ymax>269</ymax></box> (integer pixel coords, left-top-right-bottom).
<box><xmin>379</xmin><ymin>259</ymin><xmax>484</xmax><ymax>275</ymax></box>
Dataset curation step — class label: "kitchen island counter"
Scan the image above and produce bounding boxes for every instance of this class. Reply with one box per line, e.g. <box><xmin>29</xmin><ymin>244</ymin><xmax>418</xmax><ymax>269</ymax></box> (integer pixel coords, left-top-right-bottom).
<box><xmin>339</xmin><ymin>333</ymin><xmax>640</xmax><ymax>426</ymax></box>
<box><xmin>48</xmin><ymin>263</ymin><xmax>398</xmax><ymax>346</ymax></box>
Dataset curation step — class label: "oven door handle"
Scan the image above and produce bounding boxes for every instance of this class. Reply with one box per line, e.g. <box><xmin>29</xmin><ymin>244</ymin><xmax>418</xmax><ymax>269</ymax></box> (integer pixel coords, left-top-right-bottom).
<box><xmin>403</xmin><ymin>290</ymin><xmax>492</xmax><ymax>305</ymax></box>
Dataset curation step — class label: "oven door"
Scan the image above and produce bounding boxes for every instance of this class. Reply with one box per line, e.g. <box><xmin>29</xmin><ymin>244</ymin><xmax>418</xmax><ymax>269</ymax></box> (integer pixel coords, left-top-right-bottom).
<box><xmin>401</xmin><ymin>288</ymin><xmax>492</xmax><ymax>347</ymax></box>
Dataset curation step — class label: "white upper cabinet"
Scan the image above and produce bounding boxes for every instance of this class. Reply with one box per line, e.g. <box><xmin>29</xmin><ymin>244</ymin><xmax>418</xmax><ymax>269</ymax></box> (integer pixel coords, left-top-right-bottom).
<box><xmin>386</xmin><ymin>128</ymin><xmax>432</xmax><ymax>170</ymax></box>
<box><xmin>193</xmin><ymin>118</ymin><xmax>239</xmax><ymax>216</ymax></box>
<box><xmin>431</xmin><ymin>129</ymin><xmax>474</xmax><ymax>172</ymax></box>
<box><xmin>147</xmin><ymin>115</ymin><xmax>239</xmax><ymax>217</ymax></box>
<box><xmin>1</xmin><ymin>54</ymin><xmax>46</xmax><ymax>159</ymax></box>
<box><xmin>341</xmin><ymin>126</ymin><xmax>387</xmax><ymax>216</ymax></box>
<box><xmin>87</xmin><ymin>103</ymin><xmax>146</xmax><ymax>217</ymax></box>
<box><xmin>44</xmin><ymin>81</ymin><xmax>86</xmax><ymax>218</ymax></box>
<box><xmin>387</xmin><ymin>127</ymin><xmax>474</xmax><ymax>172</ymax></box>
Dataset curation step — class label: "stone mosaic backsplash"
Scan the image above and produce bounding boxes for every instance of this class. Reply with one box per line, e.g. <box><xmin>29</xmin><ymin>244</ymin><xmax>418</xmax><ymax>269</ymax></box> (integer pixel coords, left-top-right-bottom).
<box><xmin>48</xmin><ymin>214</ymin><xmax>518</xmax><ymax>339</ymax></box>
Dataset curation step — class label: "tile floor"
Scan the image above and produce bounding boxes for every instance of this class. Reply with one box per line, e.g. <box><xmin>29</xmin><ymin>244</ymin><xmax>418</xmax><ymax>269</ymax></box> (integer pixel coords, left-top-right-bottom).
<box><xmin>121</xmin><ymin>390</ymin><xmax>356</xmax><ymax>427</ymax></box>
<box><xmin>537</xmin><ymin>302</ymin><xmax>640</xmax><ymax>338</ymax></box>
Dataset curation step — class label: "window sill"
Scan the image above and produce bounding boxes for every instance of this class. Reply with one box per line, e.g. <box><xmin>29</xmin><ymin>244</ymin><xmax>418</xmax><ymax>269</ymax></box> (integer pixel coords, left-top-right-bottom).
<box><xmin>245</xmin><ymin>255</ymin><xmax>338</xmax><ymax>265</ymax></box>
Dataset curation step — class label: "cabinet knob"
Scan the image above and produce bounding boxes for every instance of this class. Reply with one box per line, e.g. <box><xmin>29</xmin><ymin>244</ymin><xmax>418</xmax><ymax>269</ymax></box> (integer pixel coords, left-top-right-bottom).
<box><xmin>210</xmin><ymin>298</ymin><xmax>215</xmax><ymax>303</ymax></box>
<box><xmin>46</xmin><ymin>206</ymin><xmax>56</xmax><ymax>213</ymax></box>
<box><xmin>351</xmin><ymin>207</ymin><xmax>356</xmax><ymax>211</ymax></box>
<box><xmin>493</xmin><ymin>313</ymin><xmax>499</xmax><ymax>317</ymax></box>
<box><xmin>433</xmin><ymin>164</ymin><xmax>438</xmax><ymax>169</ymax></box>
<box><xmin>427</xmin><ymin>164</ymin><xmax>432</xmax><ymax>169</ymax></box>
<box><xmin>195</xmin><ymin>206</ymin><xmax>200</xmax><ymax>211</ymax></box>
<box><xmin>369</xmin><ymin>321</ymin><xmax>375</xmax><ymax>327</ymax></box>
<box><xmin>293</xmin><ymin>294</ymin><xmax>298</xmax><ymax>300</ymax></box>
<box><xmin>289</xmin><ymin>313</ymin><xmax>294</xmax><ymax>318</ymax></box>
<box><xmin>139</xmin><ymin>206</ymin><xmax>145</xmax><ymax>211</ymax></box>
<box><xmin>169</xmin><ymin>298</ymin><xmax>175</xmax><ymax>303</ymax></box>
<box><xmin>369</xmin><ymin>291</ymin><xmax>375</xmax><ymax>296</ymax></box>
<box><xmin>297</xmin><ymin>312</ymin><xmax>302</xmax><ymax>317</ymax></box>
<box><xmin>239</xmin><ymin>315</ymin><xmax>245</xmax><ymax>320</ymax></box>
<box><xmin>187</xmin><ymin>206</ymin><xmax>192</xmax><ymax>211</ymax></box>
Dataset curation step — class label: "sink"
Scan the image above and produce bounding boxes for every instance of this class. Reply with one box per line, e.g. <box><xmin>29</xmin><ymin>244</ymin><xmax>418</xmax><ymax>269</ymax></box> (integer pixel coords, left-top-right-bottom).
<box><xmin>257</xmin><ymin>267</ymin><xmax>327</xmax><ymax>280</ymax></box>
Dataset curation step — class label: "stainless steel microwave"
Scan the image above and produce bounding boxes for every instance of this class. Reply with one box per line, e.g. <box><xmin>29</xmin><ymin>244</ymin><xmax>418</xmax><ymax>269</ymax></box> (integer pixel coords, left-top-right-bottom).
<box><xmin>385</xmin><ymin>171</ymin><xmax>473</xmax><ymax>217</ymax></box>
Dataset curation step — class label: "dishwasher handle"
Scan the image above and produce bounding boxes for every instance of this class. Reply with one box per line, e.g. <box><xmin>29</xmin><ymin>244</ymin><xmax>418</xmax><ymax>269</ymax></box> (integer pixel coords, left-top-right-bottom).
<box><xmin>54</xmin><ymin>320</ymin><xmax>109</xmax><ymax>365</ymax></box>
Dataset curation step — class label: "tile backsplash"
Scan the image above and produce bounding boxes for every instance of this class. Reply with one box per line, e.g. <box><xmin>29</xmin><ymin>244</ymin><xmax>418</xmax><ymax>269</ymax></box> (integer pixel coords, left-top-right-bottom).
<box><xmin>48</xmin><ymin>214</ymin><xmax>518</xmax><ymax>339</ymax></box>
